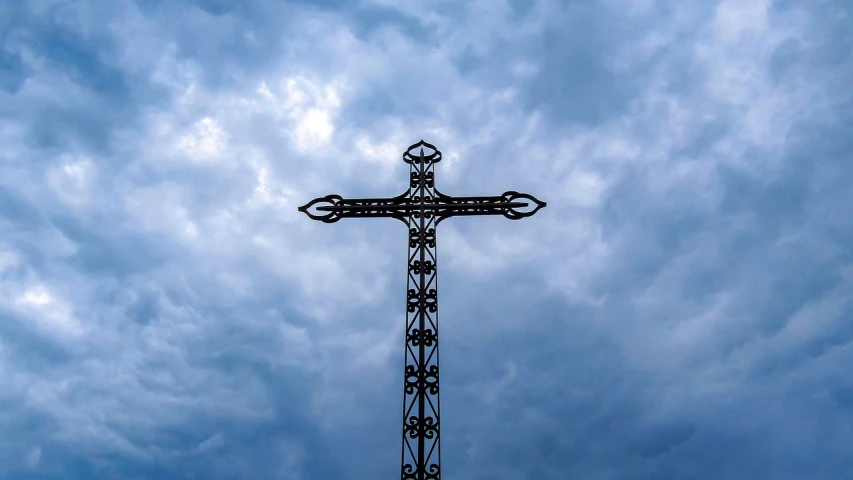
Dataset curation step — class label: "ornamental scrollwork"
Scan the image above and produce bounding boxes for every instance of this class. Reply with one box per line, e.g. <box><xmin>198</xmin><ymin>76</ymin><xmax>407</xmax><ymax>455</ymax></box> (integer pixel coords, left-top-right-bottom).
<box><xmin>405</xmin><ymin>289</ymin><xmax>438</xmax><ymax>313</ymax></box>
<box><xmin>407</xmin><ymin>328</ymin><xmax>436</xmax><ymax>347</ymax></box>
<box><xmin>423</xmin><ymin>365</ymin><xmax>439</xmax><ymax>394</ymax></box>
<box><xmin>401</xmin><ymin>362</ymin><xmax>439</xmax><ymax>395</ymax></box>
<box><xmin>404</xmin><ymin>365</ymin><xmax>418</xmax><ymax>395</ymax></box>
<box><xmin>410</xmin><ymin>259</ymin><xmax>435</xmax><ymax>275</ymax></box>
<box><xmin>406</xmin><ymin>289</ymin><xmax>419</xmax><ymax>313</ymax></box>
<box><xmin>404</xmin><ymin>415</ymin><xmax>438</xmax><ymax>439</ymax></box>
<box><xmin>410</xmin><ymin>171</ymin><xmax>435</xmax><ymax>188</ymax></box>
<box><xmin>424</xmin><ymin>289</ymin><xmax>437</xmax><ymax>313</ymax></box>
<box><xmin>425</xmin><ymin>464</ymin><xmax>440</xmax><ymax>480</ymax></box>
<box><xmin>501</xmin><ymin>190</ymin><xmax>547</xmax><ymax>220</ymax></box>
<box><xmin>403</xmin><ymin>140</ymin><xmax>442</xmax><ymax>165</ymax></box>
<box><xmin>409</xmin><ymin>228</ymin><xmax>436</xmax><ymax>248</ymax></box>
<box><xmin>401</xmin><ymin>464</ymin><xmax>441</xmax><ymax>480</ymax></box>
<box><xmin>296</xmin><ymin>194</ymin><xmax>343</xmax><ymax>223</ymax></box>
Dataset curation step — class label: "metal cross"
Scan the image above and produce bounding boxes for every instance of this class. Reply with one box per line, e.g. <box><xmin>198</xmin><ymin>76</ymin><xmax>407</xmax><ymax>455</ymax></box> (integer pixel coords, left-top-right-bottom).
<box><xmin>298</xmin><ymin>140</ymin><xmax>546</xmax><ymax>480</ymax></box>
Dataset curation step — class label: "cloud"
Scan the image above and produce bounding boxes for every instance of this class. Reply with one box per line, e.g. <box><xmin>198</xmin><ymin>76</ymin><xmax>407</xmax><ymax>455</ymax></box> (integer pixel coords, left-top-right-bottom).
<box><xmin>0</xmin><ymin>0</ymin><xmax>851</xmax><ymax>478</ymax></box>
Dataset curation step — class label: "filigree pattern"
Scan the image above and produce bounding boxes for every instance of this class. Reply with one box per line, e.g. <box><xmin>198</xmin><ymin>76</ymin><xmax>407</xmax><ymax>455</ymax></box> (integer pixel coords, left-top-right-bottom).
<box><xmin>401</xmin><ymin>145</ymin><xmax>442</xmax><ymax>480</ymax></box>
<box><xmin>297</xmin><ymin>193</ymin><xmax>412</xmax><ymax>224</ymax></box>
<box><xmin>297</xmin><ymin>140</ymin><xmax>545</xmax><ymax>480</ymax></box>
<box><xmin>403</xmin><ymin>140</ymin><xmax>442</xmax><ymax>165</ymax></box>
<box><xmin>411</xmin><ymin>171</ymin><xmax>435</xmax><ymax>188</ymax></box>
<box><xmin>409</xmin><ymin>228</ymin><xmax>436</xmax><ymax>248</ymax></box>
<box><xmin>410</xmin><ymin>260</ymin><xmax>435</xmax><ymax>276</ymax></box>
<box><xmin>406</xmin><ymin>328</ymin><xmax>437</xmax><ymax>347</ymax></box>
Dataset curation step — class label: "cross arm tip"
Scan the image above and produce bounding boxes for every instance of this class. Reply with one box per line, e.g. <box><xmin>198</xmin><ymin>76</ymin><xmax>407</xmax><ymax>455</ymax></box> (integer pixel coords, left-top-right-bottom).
<box><xmin>500</xmin><ymin>191</ymin><xmax>546</xmax><ymax>220</ymax></box>
<box><xmin>297</xmin><ymin>194</ymin><xmax>343</xmax><ymax>223</ymax></box>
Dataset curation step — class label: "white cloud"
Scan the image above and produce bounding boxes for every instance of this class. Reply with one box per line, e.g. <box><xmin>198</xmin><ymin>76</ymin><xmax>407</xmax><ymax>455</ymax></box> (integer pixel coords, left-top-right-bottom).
<box><xmin>293</xmin><ymin>107</ymin><xmax>335</xmax><ymax>151</ymax></box>
<box><xmin>177</xmin><ymin>117</ymin><xmax>228</xmax><ymax>160</ymax></box>
<box><xmin>194</xmin><ymin>432</ymin><xmax>225</xmax><ymax>453</ymax></box>
<box><xmin>255</xmin><ymin>76</ymin><xmax>342</xmax><ymax>152</ymax></box>
<box><xmin>354</xmin><ymin>136</ymin><xmax>401</xmax><ymax>167</ymax></box>
<box><xmin>47</xmin><ymin>155</ymin><xmax>97</xmax><ymax>206</ymax></box>
<box><xmin>0</xmin><ymin>247</ymin><xmax>20</xmax><ymax>273</ymax></box>
<box><xmin>26</xmin><ymin>446</ymin><xmax>41</xmax><ymax>468</ymax></box>
<box><xmin>562</xmin><ymin>170</ymin><xmax>607</xmax><ymax>207</ymax></box>
<box><xmin>11</xmin><ymin>285</ymin><xmax>83</xmax><ymax>338</ymax></box>
<box><xmin>510</xmin><ymin>61</ymin><xmax>540</xmax><ymax>79</ymax></box>
<box><xmin>712</xmin><ymin>0</ymin><xmax>772</xmax><ymax>45</ymax></box>
<box><xmin>22</xmin><ymin>288</ymin><xmax>51</xmax><ymax>306</ymax></box>
<box><xmin>121</xmin><ymin>183</ymin><xmax>198</xmax><ymax>240</ymax></box>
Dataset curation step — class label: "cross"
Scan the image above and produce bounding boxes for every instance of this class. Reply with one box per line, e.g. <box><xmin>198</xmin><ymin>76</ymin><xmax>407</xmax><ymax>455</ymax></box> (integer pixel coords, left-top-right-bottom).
<box><xmin>298</xmin><ymin>140</ymin><xmax>546</xmax><ymax>480</ymax></box>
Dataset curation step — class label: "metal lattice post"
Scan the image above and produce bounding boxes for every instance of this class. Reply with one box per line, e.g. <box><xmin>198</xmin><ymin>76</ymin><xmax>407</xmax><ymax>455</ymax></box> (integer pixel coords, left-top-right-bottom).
<box><xmin>401</xmin><ymin>146</ymin><xmax>441</xmax><ymax>478</ymax></box>
<box><xmin>298</xmin><ymin>141</ymin><xmax>546</xmax><ymax>479</ymax></box>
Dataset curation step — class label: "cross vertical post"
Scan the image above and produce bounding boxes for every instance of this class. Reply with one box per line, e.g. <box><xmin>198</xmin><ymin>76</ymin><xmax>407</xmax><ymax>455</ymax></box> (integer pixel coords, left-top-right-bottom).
<box><xmin>299</xmin><ymin>140</ymin><xmax>546</xmax><ymax>479</ymax></box>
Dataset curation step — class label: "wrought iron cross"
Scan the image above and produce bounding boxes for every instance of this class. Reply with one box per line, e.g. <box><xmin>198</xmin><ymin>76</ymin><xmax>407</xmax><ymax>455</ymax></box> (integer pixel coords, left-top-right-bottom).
<box><xmin>298</xmin><ymin>140</ymin><xmax>545</xmax><ymax>480</ymax></box>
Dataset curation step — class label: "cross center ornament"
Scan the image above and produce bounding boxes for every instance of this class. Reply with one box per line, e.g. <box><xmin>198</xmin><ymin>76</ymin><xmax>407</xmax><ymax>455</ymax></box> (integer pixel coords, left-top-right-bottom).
<box><xmin>299</xmin><ymin>140</ymin><xmax>546</xmax><ymax>480</ymax></box>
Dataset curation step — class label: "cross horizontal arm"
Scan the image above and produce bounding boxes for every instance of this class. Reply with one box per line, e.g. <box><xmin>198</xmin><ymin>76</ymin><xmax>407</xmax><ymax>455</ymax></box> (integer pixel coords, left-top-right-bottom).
<box><xmin>298</xmin><ymin>190</ymin><xmax>546</xmax><ymax>225</ymax></box>
<box><xmin>316</xmin><ymin>201</ymin><xmax>528</xmax><ymax>212</ymax></box>
<box><xmin>298</xmin><ymin>192</ymin><xmax>411</xmax><ymax>224</ymax></box>
<box><xmin>430</xmin><ymin>190</ymin><xmax>546</xmax><ymax>225</ymax></box>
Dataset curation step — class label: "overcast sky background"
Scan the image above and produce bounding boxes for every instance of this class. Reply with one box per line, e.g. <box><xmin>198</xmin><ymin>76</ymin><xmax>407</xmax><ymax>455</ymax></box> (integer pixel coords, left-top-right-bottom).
<box><xmin>1</xmin><ymin>0</ymin><xmax>852</xmax><ymax>478</ymax></box>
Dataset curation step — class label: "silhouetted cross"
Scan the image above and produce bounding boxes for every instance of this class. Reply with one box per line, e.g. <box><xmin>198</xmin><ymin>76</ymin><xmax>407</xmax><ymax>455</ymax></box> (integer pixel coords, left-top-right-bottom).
<box><xmin>299</xmin><ymin>140</ymin><xmax>545</xmax><ymax>480</ymax></box>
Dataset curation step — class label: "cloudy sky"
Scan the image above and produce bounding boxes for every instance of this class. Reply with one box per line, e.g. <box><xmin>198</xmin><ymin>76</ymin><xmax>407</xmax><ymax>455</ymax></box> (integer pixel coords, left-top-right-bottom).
<box><xmin>1</xmin><ymin>0</ymin><xmax>852</xmax><ymax>478</ymax></box>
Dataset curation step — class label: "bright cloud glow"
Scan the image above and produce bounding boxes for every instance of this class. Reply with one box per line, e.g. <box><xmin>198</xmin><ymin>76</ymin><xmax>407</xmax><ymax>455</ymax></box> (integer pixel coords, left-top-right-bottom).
<box><xmin>177</xmin><ymin>117</ymin><xmax>228</xmax><ymax>160</ymax></box>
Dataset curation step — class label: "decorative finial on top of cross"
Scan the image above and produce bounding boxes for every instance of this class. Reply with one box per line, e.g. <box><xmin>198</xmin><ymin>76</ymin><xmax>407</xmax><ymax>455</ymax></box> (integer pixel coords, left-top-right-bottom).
<box><xmin>403</xmin><ymin>140</ymin><xmax>441</xmax><ymax>165</ymax></box>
